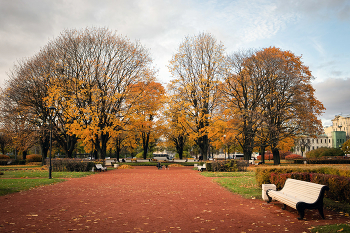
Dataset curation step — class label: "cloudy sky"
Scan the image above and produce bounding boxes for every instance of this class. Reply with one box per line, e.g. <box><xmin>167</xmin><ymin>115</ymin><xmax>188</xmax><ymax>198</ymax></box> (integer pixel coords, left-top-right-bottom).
<box><xmin>1</xmin><ymin>0</ymin><xmax>349</xmax><ymax>126</ymax></box>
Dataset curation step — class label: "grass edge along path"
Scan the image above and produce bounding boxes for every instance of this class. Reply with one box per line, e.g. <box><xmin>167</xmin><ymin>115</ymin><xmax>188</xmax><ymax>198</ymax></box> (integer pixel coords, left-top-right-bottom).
<box><xmin>0</xmin><ymin>179</ymin><xmax>65</xmax><ymax>196</ymax></box>
<box><xmin>0</xmin><ymin>165</ymin><xmax>97</xmax><ymax>196</ymax></box>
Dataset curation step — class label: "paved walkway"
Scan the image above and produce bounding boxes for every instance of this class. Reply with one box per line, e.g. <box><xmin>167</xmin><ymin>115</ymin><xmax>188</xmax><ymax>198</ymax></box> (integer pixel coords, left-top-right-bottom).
<box><xmin>0</xmin><ymin>166</ymin><xmax>349</xmax><ymax>232</ymax></box>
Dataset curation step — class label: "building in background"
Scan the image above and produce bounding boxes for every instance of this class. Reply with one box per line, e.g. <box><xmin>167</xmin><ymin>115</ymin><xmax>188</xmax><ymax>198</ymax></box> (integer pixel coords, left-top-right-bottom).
<box><xmin>324</xmin><ymin>114</ymin><xmax>350</xmax><ymax>140</ymax></box>
<box><xmin>294</xmin><ymin>114</ymin><xmax>349</xmax><ymax>157</ymax></box>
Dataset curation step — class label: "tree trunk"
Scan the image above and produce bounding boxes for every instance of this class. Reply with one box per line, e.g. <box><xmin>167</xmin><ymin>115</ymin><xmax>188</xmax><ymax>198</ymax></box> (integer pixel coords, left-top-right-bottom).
<box><xmin>23</xmin><ymin>150</ymin><xmax>27</xmax><ymax>160</ymax></box>
<box><xmin>260</xmin><ymin>146</ymin><xmax>266</xmax><ymax>164</ymax></box>
<box><xmin>175</xmin><ymin>135</ymin><xmax>184</xmax><ymax>160</ymax></box>
<box><xmin>40</xmin><ymin>137</ymin><xmax>50</xmax><ymax>165</ymax></box>
<box><xmin>198</xmin><ymin>134</ymin><xmax>209</xmax><ymax>161</ymax></box>
<box><xmin>272</xmin><ymin>147</ymin><xmax>280</xmax><ymax>165</ymax></box>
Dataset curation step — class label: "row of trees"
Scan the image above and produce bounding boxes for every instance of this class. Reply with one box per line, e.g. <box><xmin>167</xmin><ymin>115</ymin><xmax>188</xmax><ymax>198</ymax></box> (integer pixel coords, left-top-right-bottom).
<box><xmin>0</xmin><ymin>28</ymin><xmax>165</xmax><ymax>162</ymax></box>
<box><xmin>167</xmin><ymin>33</ymin><xmax>324</xmax><ymax>164</ymax></box>
<box><xmin>0</xmin><ymin>28</ymin><xmax>325</xmax><ymax>165</ymax></box>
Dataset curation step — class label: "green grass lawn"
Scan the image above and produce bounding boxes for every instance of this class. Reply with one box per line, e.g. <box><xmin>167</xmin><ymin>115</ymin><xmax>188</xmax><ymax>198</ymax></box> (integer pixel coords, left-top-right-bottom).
<box><xmin>201</xmin><ymin>171</ymin><xmax>261</xmax><ymax>199</ymax></box>
<box><xmin>310</xmin><ymin>224</ymin><xmax>350</xmax><ymax>233</ymax></box>
<box><xmin>0</xmin><ymin>165</ymin><xmax>96</xmax><ymax>196</ymax></box>
<box><xmin>0</xmin><ymin>178</ymin><xmax>65</xmax><ymax>196</ymax></box>
<box><xmin>1</xmin><ymin>170</ymin><xmax>94</xmax><ymax>178</ymax></box>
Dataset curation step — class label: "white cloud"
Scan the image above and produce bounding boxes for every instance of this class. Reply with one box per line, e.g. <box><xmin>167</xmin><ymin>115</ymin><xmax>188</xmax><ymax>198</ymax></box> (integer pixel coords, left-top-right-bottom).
<box><xmin>313</xmin><ymin>78</ymin><xmax>350</xmax><ymax>126</ymax></box>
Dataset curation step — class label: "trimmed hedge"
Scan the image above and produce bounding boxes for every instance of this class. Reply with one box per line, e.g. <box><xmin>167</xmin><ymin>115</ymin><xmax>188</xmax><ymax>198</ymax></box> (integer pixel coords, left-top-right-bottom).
<box><xmin>294</xmin><ymin>158</ymin><xmax>350</xmax><ymax>164</ymax></box>
<box><xmin>120</xmin><ymin>162</ymin><xmax>196</xmax><ymax>167</ymax></box>
<box><xmin>270</xmin><ymin>172</ymin><xmax>350</xmax><ymax>204</ymax></box>
<box><xmin>255</xmin><ymin>166</ymin><xmax>350</xmax><ymax>187</ymax></box>
<box><xmin>0</xmin><ymin>154</ymin><xmax>10</xmax><ymax>159</ymax></box>
<box><xmin>51</xmin><ymin>159</ymin><xmax>95</xmax><ymax>172</ymax></box>
<box><xmin>0</xmin><ymin>159</ymin><xmax>26</xmax><ymax>165</ymax></box>
<box><xmin>26</xmin><ymin>154</ymin><xmax>42</xmax><ymax>162</ymax></box>
<box><xmin>206</xmin><ymin>160</ymin><xmax>248</xmax><ymax>172</ymax></box>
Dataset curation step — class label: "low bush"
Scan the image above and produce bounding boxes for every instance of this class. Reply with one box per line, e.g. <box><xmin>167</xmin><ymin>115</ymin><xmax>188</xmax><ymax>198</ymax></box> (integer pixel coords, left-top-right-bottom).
<box><xmin>13</xmin><ymin>160</ymin><xmax>26</xmax><ymax>165</ymax></box>
<box><xmin>255</xmin><ymin>166</ymin><xmax>350</xmax><ymax>187</ymax></box>
<box><xmin>307</xmin><ymin>147</ymin><xmax>345</xmax><ymax>158</ymax></box>
<box><xmin>294</xmin><ymin>158</ymin><xmax>350</xmax><ymax>164</ymax></box>
<box><xmin>51</xmin><ymin>159</ymin><xmax>95</xmax><ymax>172</ymax></box>
<box><xmin>0</xmin><ymin>160</ymin><xmax>9</xmax><ymax>165</ymax></box>
<box><xmin>256</xmin><ymin>154</ymin><xmax>273</xmax><ymax>160</ymax></box>
<box><xmin>26</xmin><ymin>154</ymin><xmax>42</xmax><ymax>162</ymax></box>
<box><xmin>207</xmin><ymin>160</ymin><xmax>248</xmax><ymax>172</ymax></box>
<box><xmin>0</xmin><ymin>154</ymin><xmax>10</xmax><ymax>159</ymax></box>
<box><xmin>285</xmin><ymin>154</ymin><xmax>303</xmax><ymax>160</ymax></box>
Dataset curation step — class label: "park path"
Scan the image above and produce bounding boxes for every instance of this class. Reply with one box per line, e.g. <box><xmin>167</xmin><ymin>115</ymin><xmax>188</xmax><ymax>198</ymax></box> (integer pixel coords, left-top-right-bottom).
<box><xmin>0</xmin><ymin>166</ymin><xmax>349</xmax><ymax>233</ymax></box>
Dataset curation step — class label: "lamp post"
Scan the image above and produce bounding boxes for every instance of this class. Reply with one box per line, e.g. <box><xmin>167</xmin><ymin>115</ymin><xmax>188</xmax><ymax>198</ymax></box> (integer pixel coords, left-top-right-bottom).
<box><xmin>48</xmin><ymin>106</ymin><xmax>56</xmax><ymax>179</ymax></box>
<box><xmin>223</xmin><ymin>135</ymin><xmax>226</xmax><ymax>160</ymax></box>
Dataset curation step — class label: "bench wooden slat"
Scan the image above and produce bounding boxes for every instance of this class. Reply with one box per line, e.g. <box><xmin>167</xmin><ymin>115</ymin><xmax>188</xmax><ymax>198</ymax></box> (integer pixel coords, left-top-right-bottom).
<box><xmin>266</xmin><ymin>178</ymin><xmax>329</xmax><ymax>220</ymax></box>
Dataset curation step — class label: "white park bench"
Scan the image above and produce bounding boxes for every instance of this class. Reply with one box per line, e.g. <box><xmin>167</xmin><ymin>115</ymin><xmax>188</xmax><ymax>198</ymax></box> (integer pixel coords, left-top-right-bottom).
<box><xmin>174</xmin><ymin>159</ymin><xmax>187</xmax><ymax>162</ymax></box>
<box><xmin>266</xmin><ymin>178</ymin><xmax>329</xmax><ymax>220</ymax></box>
<box><xmin>197</xmin><ymin>163</ymin><xmax>206</xmax><ymax>172</ymax></box>
<box><xmin>95</xmin><ymin>164</ymin><xmax>107</xmax><ymax>172</ymax></box>
<box><xmin>154</xmin><ymin>157</ymin><xmax>168</xmax><ymax>161</ymax></box>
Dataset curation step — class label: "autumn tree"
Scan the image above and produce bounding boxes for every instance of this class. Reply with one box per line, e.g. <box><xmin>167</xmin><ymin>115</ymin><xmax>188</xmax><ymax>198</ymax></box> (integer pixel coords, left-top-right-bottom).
<box><xmin>342</xmin><ymin>139</ymin><xmax>350</xmax><ymax>154</ymax></box>
<box><xmin>1</xmin><ymin>53</ymin><xmax>57</xmax><ymax>160</ymax></box>
<box><xmin>0</xmin><ymin>128</ymin><xmax>11</xmax><ymax>155</ymax></box>
<box><xmin>0</xmin><ymin>97</ymin><xmax>37</xmax><ymax>160</ymax></box>
<box><xmin>256</xmin><ymin>47</ymin><xmax>325</xmax><ymax>165</ymax></box>
<box><xmin>221</xmin><ymin>50</ymin><xmax>267</xmax><ymax>160</ymax></box>
<box><xmin>128</xmin><ymin>81</ymin><xmax>165</xmax><ymax>159</ymax></box>
<box><xmin>168</xmin><ymin>33</ymin><xmax>225</xmax><ymax>160</ymax></box>
<box><xmin>47</xmin><ymin>28</ymin><xmax>156</xmax><ymax>159</ymax></box>
<box><xmin>163</xmin><ymin>93</ymin><xmax>191</xmax><ymax>159</ymax></box>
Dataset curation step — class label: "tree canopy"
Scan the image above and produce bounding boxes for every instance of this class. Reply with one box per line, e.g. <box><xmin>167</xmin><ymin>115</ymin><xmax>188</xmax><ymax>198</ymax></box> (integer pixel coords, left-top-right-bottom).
<box><xmin>0</xmin><ymin>29</ymin><xmax>326</xmax><ymax>164</ymax></box>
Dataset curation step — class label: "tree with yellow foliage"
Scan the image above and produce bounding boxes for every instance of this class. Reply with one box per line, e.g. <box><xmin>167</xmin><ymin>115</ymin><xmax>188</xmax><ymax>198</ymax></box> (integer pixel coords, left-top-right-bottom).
<box><xmin>221</xmin><ymin>50</ymin><xmax>266</xmax><ymax>160</ymax></box>
<box><xmin>252</xmin><ymin>47</ymin><xmax>325</xmax><ymax>164</ymax></box>
<box><xmin>168</xmin><ymin>33</ymin><xmax>225</xmax><ymax>160</ymax></box>
<box><xmin>47</xmin><ymin>28</ymin><xmax>156</xmax><ymax>159</ymax></box>
<box><xmin>127</xmin><ymin>81</ymin><xmax>166</xmax><ymax>159</ymax></box>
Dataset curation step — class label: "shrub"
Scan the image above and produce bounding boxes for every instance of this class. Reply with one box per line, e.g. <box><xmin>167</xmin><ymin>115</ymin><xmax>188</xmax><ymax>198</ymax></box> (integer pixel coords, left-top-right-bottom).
<box><xmin>285</xmin><ymin>154</ymin><xmax>303</xmax><ymax>160</ymax></box>
<box><xmin>294</xmin><ymin>158</ymin><xmax>350</xmax><ymax>164</ymax></box>
<box><xmin>51</xmin><ymin>159</ymin><xmax>94</xmax><ymax>172</ymax></box>
<box><xmin>279</xmin><ymin>151</ymin><xmax>291</xmax><ymax>159</ymax></box>
<box><xmin>307</xmin><ymin>147</ymin><xmax>345</xmax><ymax>158</ymax></box>
<box><xmin>26</xmin><ymin>154</ymin><xmax>42</xmax><ymax>162</ymax></box>
<box><xmin>208</xmin><ymin>160</ymin><xmax>247</xmax><ymax>172</ymax></box>
<box><xmin>257</xmin><ymin>153</ymin><xmax>273</xmax><ymax>160</ymax></box>
<box><xmin>0</xmin><ymin>154</ymin><xmax>10</xmax><ymax>159</ymax></box>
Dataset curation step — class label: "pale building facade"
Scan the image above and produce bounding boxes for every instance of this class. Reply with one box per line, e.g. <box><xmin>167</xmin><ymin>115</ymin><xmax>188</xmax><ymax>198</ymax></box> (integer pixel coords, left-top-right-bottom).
<box><xmin>295</xmin><ymin>114</ymin><xmax>349</xmax><ymax>157</ymax></box>
<box><xmin>324</xmin><ymin>114</ymin><xmax>350</xmax><ymax>140</ymax></box>
<box><xmin>294</xmin><ymin>134</ymin><xmax>331</xmax><ymax>157</ymax></box>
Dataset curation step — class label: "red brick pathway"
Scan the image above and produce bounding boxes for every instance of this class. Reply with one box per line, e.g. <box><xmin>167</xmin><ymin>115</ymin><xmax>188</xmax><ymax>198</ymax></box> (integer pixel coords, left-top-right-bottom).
<box><xmin>0</xmin><ymin>166</ymin><xmax>349</xmax><ymax>232</ymax></box>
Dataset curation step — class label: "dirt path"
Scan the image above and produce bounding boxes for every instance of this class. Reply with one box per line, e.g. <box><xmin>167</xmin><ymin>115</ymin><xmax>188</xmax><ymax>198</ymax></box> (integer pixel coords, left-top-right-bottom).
<box><xmin>0</xmin><ymin>166</ymin><xmax>349</xmax><ymax>232</ymax></box>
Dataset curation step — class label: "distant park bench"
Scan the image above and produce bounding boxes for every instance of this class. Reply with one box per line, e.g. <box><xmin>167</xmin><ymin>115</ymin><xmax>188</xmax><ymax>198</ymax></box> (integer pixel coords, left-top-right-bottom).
<box><xmin>154</xmin><ymin>157</ymin><xmax>168</xmax><ymax>161</ymax></box>
<box><xmin>197</xmin><ymin>163</ymin><xmax>206</xmax><ymax>172</ymax></box>
<box><xmin>105</xmin><ymin>159</ymin><xmax>116</xmax><ymax>166</ymax></box>
<box><xmin>95</xmin><ymin>164</ymin><xmax>107</xmax><ymax>172</ymax></box>
<box><xmin>173</xmin><ymin>159</ymin><xmax>187</xmax><ymax>162</ymax></box>
<box><xmin>266</xmin><ymin>178</ymin><xmax>329</xmax><ymax>220</ymax></box>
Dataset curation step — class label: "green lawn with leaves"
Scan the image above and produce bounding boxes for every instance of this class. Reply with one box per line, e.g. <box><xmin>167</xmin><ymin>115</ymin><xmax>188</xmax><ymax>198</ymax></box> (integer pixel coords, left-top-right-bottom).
<box><xmin>200</xmin><ymin>171</ymin><xmax>261</xmax><ymax>199</ymax></box>
<box><xmin>0</xmin><ymin>165</ymin><xmax>95</xmax><ymax>196</ymax></box>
